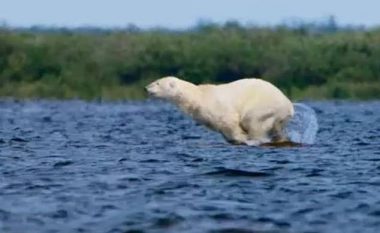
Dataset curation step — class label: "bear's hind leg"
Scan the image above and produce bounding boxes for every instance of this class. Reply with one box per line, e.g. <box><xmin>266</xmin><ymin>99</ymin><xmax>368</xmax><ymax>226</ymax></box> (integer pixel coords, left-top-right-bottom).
<box><xmin>270</xmin><ymin>117</ymin><xmax>291</xmax><ymax>143</ymax></box>
<box><xmin>240</xmin><ymin>110</ymin><xmax>276</xmax><ymax>144</ymax></box>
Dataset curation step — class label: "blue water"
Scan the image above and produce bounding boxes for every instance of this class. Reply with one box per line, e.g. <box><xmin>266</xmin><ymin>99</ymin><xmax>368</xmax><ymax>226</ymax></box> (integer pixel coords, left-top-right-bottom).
<box><xmin>0</xmin><ymin>100</ymin><xmax>380</xmax><ymax>233</ymax></box>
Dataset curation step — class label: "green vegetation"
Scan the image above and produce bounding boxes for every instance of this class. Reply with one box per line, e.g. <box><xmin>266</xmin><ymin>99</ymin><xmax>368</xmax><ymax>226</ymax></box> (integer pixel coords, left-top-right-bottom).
<box><xmin>1</xmin><ymin>22</ymin><xmax>380</xmax><ymax>100</ymax></box>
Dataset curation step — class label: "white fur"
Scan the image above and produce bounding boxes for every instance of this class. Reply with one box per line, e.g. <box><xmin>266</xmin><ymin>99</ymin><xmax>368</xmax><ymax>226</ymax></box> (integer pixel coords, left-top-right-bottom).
<box><xmin>145</xmin><ymin>76</ymin><xmax>294</xmax><ymax>145</ymax></box>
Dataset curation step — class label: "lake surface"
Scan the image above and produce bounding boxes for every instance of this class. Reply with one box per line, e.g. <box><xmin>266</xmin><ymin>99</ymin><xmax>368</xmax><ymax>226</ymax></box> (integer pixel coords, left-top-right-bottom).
<box><xmin>0</xmin><ymin>100</ymin><xmax>380</xmax><ymax>233</ymax></box>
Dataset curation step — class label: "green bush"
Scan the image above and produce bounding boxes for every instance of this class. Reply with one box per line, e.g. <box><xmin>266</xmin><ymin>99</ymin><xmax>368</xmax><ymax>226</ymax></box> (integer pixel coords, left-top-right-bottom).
<box><xmin>0</xmin><ymin>23</ymin><xmax>379</xmax><ymax>100</ymax></box>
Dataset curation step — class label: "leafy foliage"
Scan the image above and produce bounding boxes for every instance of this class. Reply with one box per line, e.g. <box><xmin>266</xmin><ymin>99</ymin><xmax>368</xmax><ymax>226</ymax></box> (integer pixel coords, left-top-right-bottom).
<box><xmin>0</xmin><ymin>23</ymin><xmax>379</xmax><ymax>100</ymax></box>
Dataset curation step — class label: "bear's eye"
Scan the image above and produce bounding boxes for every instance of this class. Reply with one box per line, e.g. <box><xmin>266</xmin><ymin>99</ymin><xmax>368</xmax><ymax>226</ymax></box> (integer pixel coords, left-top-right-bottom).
<box><xmin>169</xmin><ymin>81</ymin><xmax>176</xmax><ymax>88</ymax></box>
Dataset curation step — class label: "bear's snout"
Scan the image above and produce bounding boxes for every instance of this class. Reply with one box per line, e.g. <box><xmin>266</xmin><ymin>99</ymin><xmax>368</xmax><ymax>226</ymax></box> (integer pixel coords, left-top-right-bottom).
<box><xmin>145</xmin><ymin>83</ymin><xmax>153</xmax><ymax>92</ymax></box>
<box><xmin>145</xmin><ymin>83</ymin><xmax>158</xmax><ymax>97</ymax></box>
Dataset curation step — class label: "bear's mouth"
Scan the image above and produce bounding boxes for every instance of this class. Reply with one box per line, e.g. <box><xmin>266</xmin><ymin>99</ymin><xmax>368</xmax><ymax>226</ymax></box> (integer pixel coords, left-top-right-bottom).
<box><xmin>148</xmin><ymin>92</ymin><xmax>157</xmax><ymax>98</ymax></box>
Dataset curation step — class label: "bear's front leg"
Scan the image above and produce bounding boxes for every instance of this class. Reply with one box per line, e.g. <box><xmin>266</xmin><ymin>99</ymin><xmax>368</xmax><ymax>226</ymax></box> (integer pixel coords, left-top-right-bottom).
<box><xmin>220</xmin><ymin>125</ymin><xmax>249</xmax><ymax>145</ymax></box>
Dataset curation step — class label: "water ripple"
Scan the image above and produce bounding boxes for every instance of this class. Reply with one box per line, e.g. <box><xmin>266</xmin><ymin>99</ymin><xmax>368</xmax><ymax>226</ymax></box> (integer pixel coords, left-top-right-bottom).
<box><xmin>0</xmin><ymin>100</ymin><xmax>380</xmax><ymax>233</ymax></box>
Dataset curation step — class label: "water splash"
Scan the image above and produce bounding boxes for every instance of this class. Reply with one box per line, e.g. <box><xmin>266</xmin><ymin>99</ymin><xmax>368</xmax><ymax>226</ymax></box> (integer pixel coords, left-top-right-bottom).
<box><xmin>285</xmin><ymin>103</ymin><xmax>319</xmax><ymax>144</ymax></box>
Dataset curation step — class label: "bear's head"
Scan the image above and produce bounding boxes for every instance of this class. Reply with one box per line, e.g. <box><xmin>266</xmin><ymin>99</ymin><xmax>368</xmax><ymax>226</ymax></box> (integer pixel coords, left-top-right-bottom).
<box><xmin>145</xmin><ymin>76</ymin><xmax>182</xmax><ymax>100</ymax></box>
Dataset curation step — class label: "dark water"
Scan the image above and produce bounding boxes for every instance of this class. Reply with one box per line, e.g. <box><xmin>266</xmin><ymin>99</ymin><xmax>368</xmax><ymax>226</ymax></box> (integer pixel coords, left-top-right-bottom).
<box><xmin>1</xmin><ymin>100</ymin><xmax>380</xmax><ymax>233</ymax></box>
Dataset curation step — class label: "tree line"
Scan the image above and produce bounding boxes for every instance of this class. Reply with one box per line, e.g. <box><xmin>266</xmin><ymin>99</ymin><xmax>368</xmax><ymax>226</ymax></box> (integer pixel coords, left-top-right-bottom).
<box><xmin>0</xmin><ymin>22</ymin><xmax>379</xmax><ymax>100</ymax></box>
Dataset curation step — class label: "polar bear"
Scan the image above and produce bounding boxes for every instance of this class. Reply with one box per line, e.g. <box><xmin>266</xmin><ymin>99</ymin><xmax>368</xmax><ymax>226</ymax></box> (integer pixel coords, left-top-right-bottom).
<box><xmin>145</xmin><ymin>76</ymin><xmax>294</xmax><ymax>146</ymax></box>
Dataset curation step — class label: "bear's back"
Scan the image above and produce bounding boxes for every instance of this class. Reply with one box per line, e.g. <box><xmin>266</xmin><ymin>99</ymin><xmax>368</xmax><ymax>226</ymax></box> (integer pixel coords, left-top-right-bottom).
<box><xmin>222</xmin><ymin>78</ymin><xmax>293</xmax><ymax>116</ymax></box>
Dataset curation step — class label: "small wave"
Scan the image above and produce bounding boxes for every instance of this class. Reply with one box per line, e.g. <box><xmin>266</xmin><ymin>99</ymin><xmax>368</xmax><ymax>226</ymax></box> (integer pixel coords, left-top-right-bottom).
<box><xmin>285</xmin><ymin>103</ymin><xmax>319</xmax><ymax>144</ymax></box>
<box><xmin>204</xmin><ymin>167</ymin><xmax>273</xmax><ymax>177</ymax></box>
